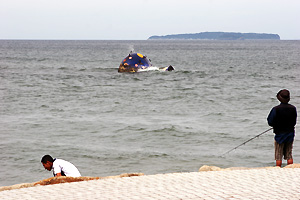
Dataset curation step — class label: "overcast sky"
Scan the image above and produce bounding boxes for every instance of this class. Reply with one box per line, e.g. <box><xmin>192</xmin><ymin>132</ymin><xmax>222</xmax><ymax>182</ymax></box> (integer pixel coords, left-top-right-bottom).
<box><xmin>1</xmin><ymin>0</ymin><xmax>299</xmax><ymax>40</ymax></box>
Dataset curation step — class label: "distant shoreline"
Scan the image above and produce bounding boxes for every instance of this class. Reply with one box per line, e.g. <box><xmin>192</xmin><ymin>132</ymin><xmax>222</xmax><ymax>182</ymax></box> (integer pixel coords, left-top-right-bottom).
<box><xmin>1</xmin><ymin>38</ymin><xmax>300</xmax><ymax>43</ymax></box>
<box><xmin>148</xmin><ymin>32</ymin><xmax>280</xmax><ymax>40</ymax></box>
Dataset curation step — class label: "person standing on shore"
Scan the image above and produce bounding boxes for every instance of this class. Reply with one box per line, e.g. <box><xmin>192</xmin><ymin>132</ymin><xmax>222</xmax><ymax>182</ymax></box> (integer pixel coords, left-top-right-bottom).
<box><xmin>267</xmin><ymin>89</ymin><xmax>297</xmax><ymax>167</ymax></box>
<box><xmin>41</xmin><ymin>155</ymin><xmax>81</xmax><ymax>177</ymax></box>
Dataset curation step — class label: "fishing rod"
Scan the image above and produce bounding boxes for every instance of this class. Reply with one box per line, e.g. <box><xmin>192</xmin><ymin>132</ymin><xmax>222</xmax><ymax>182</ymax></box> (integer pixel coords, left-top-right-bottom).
<box><xmin>221</xmin><ymin>128</ymin><xmax>273</xmax><ymax>157</ymax></box>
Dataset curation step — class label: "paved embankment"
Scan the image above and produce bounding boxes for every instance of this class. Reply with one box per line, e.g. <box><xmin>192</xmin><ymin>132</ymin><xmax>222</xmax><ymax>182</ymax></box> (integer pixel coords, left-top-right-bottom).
<box><xmin>1</xmin><ymin>166</ymin><xmax>300</xmax><ymax>199</ymax></box>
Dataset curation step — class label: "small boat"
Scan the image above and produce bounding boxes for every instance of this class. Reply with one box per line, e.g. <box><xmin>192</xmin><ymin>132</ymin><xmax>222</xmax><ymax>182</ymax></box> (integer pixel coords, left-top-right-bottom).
<box><xmin>118</xmin><ymin>52</ymin><xmax>174</xmax><ymax>73</ymax></box>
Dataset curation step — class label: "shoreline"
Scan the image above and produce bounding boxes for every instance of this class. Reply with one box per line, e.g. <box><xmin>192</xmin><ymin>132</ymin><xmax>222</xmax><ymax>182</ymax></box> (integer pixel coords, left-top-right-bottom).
<box><xmin>0</xmin><ymin>164</ymin><xmax>300</xmax><ymax>200</ymax></box>
<box><xmin>1</xmin><ymin>164</ymin><xmax>300</xmax><ymax>192</ymax></box>
<box><xmin>1</xmin><ymin>165</ymin><xmax>300</xmax><ymax>199</ymax></box>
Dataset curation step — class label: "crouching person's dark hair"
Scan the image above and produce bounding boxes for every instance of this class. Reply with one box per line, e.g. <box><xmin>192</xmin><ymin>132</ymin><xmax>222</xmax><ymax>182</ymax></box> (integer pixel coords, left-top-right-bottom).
<box><xmin>41</xmin><ymin>155</ymin><xmax>54</xmax><ymax>163</ymax></box>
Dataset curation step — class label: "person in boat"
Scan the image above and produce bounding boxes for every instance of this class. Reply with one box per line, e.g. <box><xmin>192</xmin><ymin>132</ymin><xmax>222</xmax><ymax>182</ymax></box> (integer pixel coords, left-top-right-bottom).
<box><xmin>160</xmin><ymin>65</ymin><xmax>174</xmax><ymax>71</ymax></box>
<box><xmin>267</xmin><ymin>89</ymin><xmax>297</xmax><ymax>167</ymax></box>
<box><xmin>41</xmin><ymin>155</ymin><xmax>81</xmax><ymax>177</ymax></box>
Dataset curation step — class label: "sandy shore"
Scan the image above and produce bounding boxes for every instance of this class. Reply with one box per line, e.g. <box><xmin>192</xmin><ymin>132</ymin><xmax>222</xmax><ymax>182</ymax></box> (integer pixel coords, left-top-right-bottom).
<box><xmin>1</xmin><ymin>164</ymin><xmax>300</xmax><ymax>199</ymax></box>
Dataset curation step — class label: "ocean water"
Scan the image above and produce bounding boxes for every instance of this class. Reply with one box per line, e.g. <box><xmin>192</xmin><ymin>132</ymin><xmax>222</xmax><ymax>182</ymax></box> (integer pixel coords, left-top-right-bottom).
<box><xmin>0</xmin><ymin>40</ymin><xmax>299</xmax><ymax>187</ymax></box>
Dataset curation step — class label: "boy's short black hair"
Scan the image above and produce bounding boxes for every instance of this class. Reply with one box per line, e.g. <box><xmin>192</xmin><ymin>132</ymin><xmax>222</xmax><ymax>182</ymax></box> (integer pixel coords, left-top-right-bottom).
<box><xmin>41</xmin><ymin>155</ymin><xmax>54</xmax><ymax>163</ymax></box>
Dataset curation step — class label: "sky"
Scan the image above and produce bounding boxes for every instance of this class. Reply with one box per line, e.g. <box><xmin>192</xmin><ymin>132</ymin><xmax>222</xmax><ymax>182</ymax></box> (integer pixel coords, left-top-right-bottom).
<box><xmin>1</xmin><ymin>0</ymin><xmax>299</xmax><ymax>40</ymax></box>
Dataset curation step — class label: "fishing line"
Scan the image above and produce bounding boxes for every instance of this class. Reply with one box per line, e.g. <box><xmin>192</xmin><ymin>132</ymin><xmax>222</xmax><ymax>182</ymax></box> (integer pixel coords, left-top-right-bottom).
<box><xmin>221</xmin><ymin>128</ymin><xmax>273</xmax><ymax>157</ymax></box>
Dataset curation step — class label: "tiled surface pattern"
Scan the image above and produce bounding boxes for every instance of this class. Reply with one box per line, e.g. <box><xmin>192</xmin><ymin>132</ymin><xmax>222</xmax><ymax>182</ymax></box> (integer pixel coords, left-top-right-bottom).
<box><xmin>1</xmin><ymin>168</ymin><xmax>300</xmax><ymax>199</ymax></box>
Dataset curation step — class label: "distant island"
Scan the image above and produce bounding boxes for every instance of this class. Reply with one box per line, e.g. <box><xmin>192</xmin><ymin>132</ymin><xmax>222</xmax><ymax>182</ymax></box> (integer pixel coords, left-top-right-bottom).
<box><xmin>148</xmin><ymin>32</ymin><xmax>280</xmax><ymax>40</ymax></box>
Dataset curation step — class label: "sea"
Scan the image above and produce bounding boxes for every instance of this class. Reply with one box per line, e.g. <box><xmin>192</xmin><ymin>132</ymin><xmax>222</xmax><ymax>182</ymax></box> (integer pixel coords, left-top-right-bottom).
<box><xmin>0</xmin><ymin>40</ymin><xmax>299</xmax><ymax>187</ymax></box>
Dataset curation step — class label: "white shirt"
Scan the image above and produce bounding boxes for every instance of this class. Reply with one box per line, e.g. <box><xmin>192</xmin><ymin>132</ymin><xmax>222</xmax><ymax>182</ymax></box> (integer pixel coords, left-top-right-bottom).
<box><xmin>52</xmin><ymin>158</ymin><xmax>81</xmax><ymax>177</ymax></box>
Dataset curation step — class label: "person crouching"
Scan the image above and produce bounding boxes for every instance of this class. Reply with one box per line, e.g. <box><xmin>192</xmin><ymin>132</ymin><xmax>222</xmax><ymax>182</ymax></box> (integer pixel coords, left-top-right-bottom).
<box><xmin>41</xmin><ymin>155</ymin><xmax>81</xmax><ymax>177</ymax></box>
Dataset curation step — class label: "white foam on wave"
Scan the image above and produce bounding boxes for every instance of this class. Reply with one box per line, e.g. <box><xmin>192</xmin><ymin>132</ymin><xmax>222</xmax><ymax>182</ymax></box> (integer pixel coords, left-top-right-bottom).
<box><xmin>137</xmin><ymin>66</ymin><xmax>172</xmax><ymax>72</ymax></box>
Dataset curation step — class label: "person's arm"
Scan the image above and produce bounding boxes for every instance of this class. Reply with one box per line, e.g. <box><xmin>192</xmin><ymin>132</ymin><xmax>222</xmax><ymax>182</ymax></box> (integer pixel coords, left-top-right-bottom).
<box><xmin>293</xmin><ymin>107</ymin><xmax>297</xmax><ymax>126</ymax></box>
<box><xmin>52</xmin><ymin>160</ymin><xmax>63</xmax><ymax>177</ymax></box>
<box><xmin>267</xmin><ymin>108</ymin><xmax>276</xmax><ymax>127</ymax></box>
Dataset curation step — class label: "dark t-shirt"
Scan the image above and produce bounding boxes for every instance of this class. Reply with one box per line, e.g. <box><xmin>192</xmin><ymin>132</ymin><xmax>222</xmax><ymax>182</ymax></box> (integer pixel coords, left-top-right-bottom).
<box><xmin>267</xmin><ymin>103</ymin><xmax>297</xmax><ymax>144</ymax></box>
